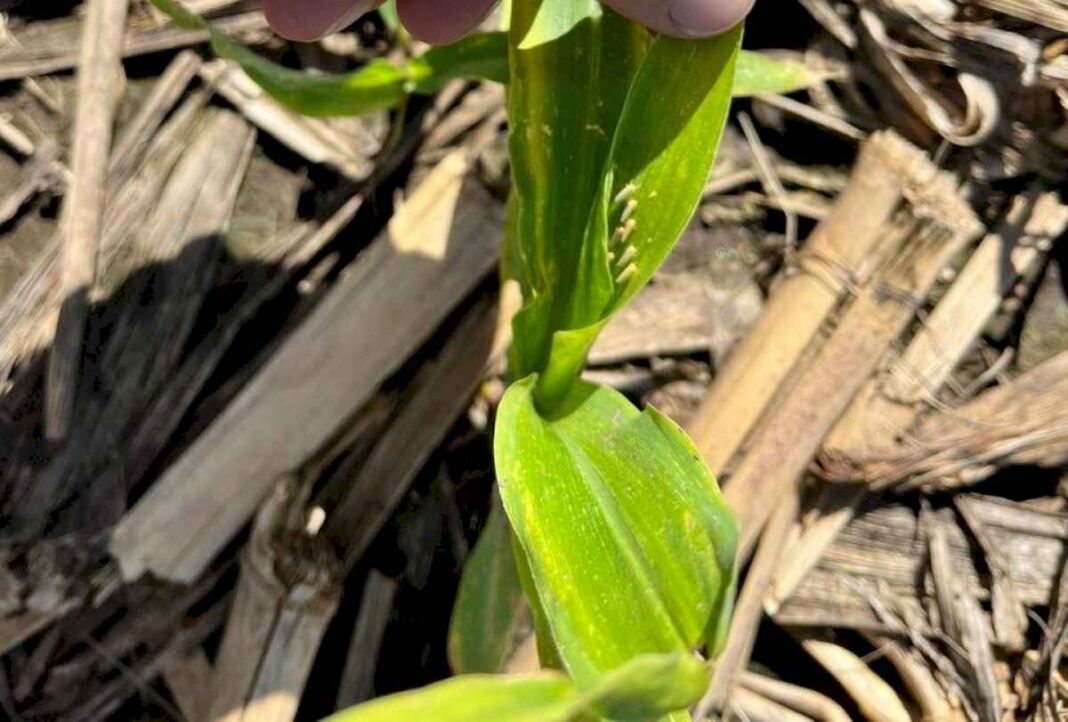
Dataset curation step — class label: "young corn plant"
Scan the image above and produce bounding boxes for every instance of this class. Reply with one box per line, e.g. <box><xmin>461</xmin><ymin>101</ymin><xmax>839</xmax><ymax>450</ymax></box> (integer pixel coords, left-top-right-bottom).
<box><xmin>152</xmin><ymin>0</ymin><xmax>800</xmax><ymax>717</ymax></box>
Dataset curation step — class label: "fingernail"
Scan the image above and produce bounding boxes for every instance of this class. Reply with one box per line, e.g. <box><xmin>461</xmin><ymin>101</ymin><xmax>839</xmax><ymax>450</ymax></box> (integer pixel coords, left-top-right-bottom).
<box><xmin>324</xmin><ymin>0</ymin><xmax>379</xmax><ymax>36</ymax></box>
<box><xmin>667</xmin><ymin>0</ymin><xmax>754</xmax><ymax>37</ymax></box>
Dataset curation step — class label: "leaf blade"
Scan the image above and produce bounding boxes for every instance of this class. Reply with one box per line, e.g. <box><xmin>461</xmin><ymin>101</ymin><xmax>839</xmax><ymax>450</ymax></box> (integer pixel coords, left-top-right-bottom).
<box><xmin>506</xmin><ymin>1</ymin><xmax>649</xmax><ymax>381</ymax></box>
<box><xmin>733</xmin><ymin>50</ymin><xmax>823</xmax><ymax>97</ymax></box>
<box><xmin>598</xmin><ymin>26</ymin><xmax>742</xmax><ymax>314</ymax></box>
<box><xmin>325</xmin><ymin>674</ymin><xmax>578</xmax><ymax>722</ymax></box>
<box><xmin>328</xmin><ymin>653</ymin><xmax>709</xmax><ymax>722</ymax></box>
<box><xmin>447</xmin><ymin>500</ymin><xmax>529</xmax><ymax>675</ymax></box>
<box><xmin>494</xmin><ymin>377</ymin><xmax>737</xmax><ymax>686</ymax></box>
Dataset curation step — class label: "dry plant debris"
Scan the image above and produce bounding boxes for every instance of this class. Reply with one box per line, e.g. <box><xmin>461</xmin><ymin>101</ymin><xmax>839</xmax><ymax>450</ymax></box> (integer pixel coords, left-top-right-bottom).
<box><xmin>0</xmin><ymin>0</ymin><xmax>1067</xmax><ymax>720</ymax></box>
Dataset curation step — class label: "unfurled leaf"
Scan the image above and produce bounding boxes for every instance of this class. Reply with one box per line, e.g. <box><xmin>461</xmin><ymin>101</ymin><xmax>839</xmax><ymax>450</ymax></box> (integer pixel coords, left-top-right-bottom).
<box><xmin>154</xmin><ymin>0</ymin><xmax>815</xmax><ymax>121</ymax></box>
<box><xmin>407</xmin><ymin>32</ymin><xmax>510</xmax><ymax>94</ymax></box>
<box><xmin>733</xmin><ymin>51</ymin><xmax>824</xmax><ymax>97</ymax></box>
<box><xmin>584</xmin><ymin>652</ymin><xmax>709</xmax><ymax>721</ymax></box>
<box><xmin>506</xmin><ymin>1</ymin><xmax>648</xmax><ymax>383</ymax></box>
<box><xmin>151</xmin><ymin>0</ymin><xmax>506</xmax><ymax>116</ymax></box>
<box><xmin>494</xmin><ymin>377</ymin><xmax>737</xmax><ymax>687</ymax></box>
<box><xmin>327</xmin><ymin>653</ymin><xmax>708</xmax><ymax>722</ymax></box>
<box><xmin>595</xmin><ymin>26</ymin><xmax>741</xmax><ymax>321</ymax></box>
<box><xmin>448</xmin><ymin>500</ymin><xmax>529</xmax><ymax>674</ymax></box>
<box><xmin>325</xmin><ymin>674</ymin><xmax>577</xmax><ymax>722</ymax></box>
<box><xmin>523</xmin><ymin>25</ymin><xmax>741</xmax><ymax>408</ymax></box>
<box><xmin>215</xmin><ymin>31</ymin><xmax>507</xmax><ymax>116</ymax></box>
<box><xmin>377</xmin><ymin>0</ymin><xmax>401</xmax><ymax>34</ymax></box>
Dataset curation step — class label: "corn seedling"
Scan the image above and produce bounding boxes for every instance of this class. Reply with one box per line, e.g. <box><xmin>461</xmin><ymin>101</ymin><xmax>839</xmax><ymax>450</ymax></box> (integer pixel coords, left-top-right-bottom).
<box><xmin>150</xmin><ymin>0</ymin><xmax>797</xmax><ymax>717</ymax></box>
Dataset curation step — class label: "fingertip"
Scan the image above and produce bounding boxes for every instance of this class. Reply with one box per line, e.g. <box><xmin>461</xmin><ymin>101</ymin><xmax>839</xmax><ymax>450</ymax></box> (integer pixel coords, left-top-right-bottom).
<box><xmin>602</xmin><ymin>0</ymin><xmax>752</xmax><ymax>39</ymax></box>
<box><xmin>666</xmin><ymin>0</ymin><xmax>752</xmax><ymax>37</ymax></box>
<box><xmin>396</xmin><ymin>0</ymin><xmax>496</xmax><ymax>44</ymax></box>
<box><xmin>262</xmin><ymin>0</ymin><xmax>376</xmax><ymax>42</ymax></box>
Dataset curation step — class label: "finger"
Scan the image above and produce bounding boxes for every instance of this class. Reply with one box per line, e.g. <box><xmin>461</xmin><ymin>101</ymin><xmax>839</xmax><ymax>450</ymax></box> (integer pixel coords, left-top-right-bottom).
<box><xmin>603</xmin><ymin>0</ymin><xmax>753</xmax><ymax>37</ymax></box>
<box><xmin>397</xmin><ymin>0</ymin><xmax>497</xmax><ymax>44</ymax></box>
<box><xmin>261</xmin><ymin>0</ymin><xmax>382</xmax><ymax>41</ymax></box>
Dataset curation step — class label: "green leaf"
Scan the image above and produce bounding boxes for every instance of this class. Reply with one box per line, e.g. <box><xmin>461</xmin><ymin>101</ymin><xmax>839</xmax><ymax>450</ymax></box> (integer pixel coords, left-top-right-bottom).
<box><xmin>504</xmin><ymin>0</ymin><xmax>742</xmax><ymax>408</ymax></box>
<box><xmin>377</xmin><ymin>0</ymin><xmax>401</xmax><ymax>34</ymax></box>
<box><xmin>326</xmin><ymin>653</ymin><xmax>708</xmax><ymax>722</ymax></box>
<box><xmin>494</xmin><ymin>377</ymin><xmax>737</xmax><ymax>688</ymax></box>
<box><xmin>448</xmin><ymin>500</ymin><xmax>529</xmax><ymax>675</ymax></box>
<box><xmin>216</xmin><ymin>40</ymin><xmax>408</xmax><ymax>116</ymax></box>
<box><xmin>151</xmin><ymin>0</ymin><xmax>506</xmax><ymax>116</ymax></box>
<box><xmin>325</xmin><ymin>673</ymin><xmax>578</xmax><ymax>722</ymax></box>
<box><xmin>584</xmin><ymin>652</ymin><xmax>709</xmax><ymax>721</ymax></box>
<box><xmin>596</xmin><ymin>26</ymin><xmax>741</xmax><ymax>320</ymax></box>
<box><xmin>733</xmin><ymin>50</ymin><xmax>822</xmax><ymax>97</ymax></box>
<box><xmin>532</xmin><ymin>27</ymin><xmax>742</xmax><ymax>409</ymax></box>
<box><xmin>408</xmin><ymin>32</ymin><xmax>511</xmax><ymax>94</ymax></box>
<box><xmin>214</xmin><ymin>32</ymin><xmax>507</xmax><ymax>116</ymax></box>
<box><xmin>506</xmin><ymin>0</ymin><xmax>649</xmax><ymax>383</ymax></box>
<box><xmin>154</xmin><ymin>0</ymin><xmax>816</xmax><ymax>121</ymax></box>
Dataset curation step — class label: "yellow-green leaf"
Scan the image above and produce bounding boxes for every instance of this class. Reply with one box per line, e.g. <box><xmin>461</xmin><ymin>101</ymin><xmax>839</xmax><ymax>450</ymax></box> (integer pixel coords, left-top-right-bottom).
<box><xmin>447</xmin><ymin>500</ymin><xmax>529</xmax><ymax>674</ymax></box>
<box><xmin>596</xmin><ymin>26</ymin><xmax>741</xmax><ymax>322</ymax></box>
<box><xmin>326</xmin><ymin>674</ymin><xmax>577</xmax><ymax>722</ymax></box>
<box><xmin>733</xmin><ymin>50</ymin><xmax>823</xmax><ymax>97</ymax></box>
<box><xmin>505</xmin><ymin>0</ymin><xmax>648</xmax><ymax>384</ymax></box>
<box><xmin>494</xmin><ymin>377</ymin><xmax>737</xmax><ymax>687</ymax></box>
<box><xmin>151</xmin><ymin>0</ymin><xmax>506</xmax><ymax>116</ymax></box>
<box><xmin>153</xmin><ymin>0</ymin><xmax>819</xmax><ymax>120</ymax></box>
<box><xmin>327</xmin><ymin>652</ymin><xmax>709</xmax><ymax>722</ymax></box>
<box><xmin>528</xmin><ymin>24</ymin><xmax>742</xmax><ymax>409</ymax></box>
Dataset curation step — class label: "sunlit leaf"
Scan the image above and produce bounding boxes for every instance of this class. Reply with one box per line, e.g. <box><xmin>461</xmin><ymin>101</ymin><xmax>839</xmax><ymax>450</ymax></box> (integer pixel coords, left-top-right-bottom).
<box><xmin>584</xmin><ymin>653</ymin><xmax>709</xmax><ymax>721</ymax></box>
<box><xmin>154</xmin><ymin>0</ymin><xmax>817</xmax><ymax>122</ymax></box>
<box><xmin>377</xmin><ymin>0</ymin><xmax>401</xmax><ymax>34</ymax></box>
<box><xmin>448</xmin><ymin>500</ymin><xmax>529</xmax><ymax>674</ymax></box>
<box><xmin>495</xmin><ymin>377</ymin><xmax>737</xmax><ymax>687</ymax></box>
<box><xmin>597</xmin><ymin>26</ymin><xmax>741</xmax><ymax>321</ymax></box>
<box><xmin>325</xmin><ymin>673</ymin><xmax>577</xmax><ymax>722</ymax></box>
<box><xmin>151</xmin><ymin>0</ymin><xmax>506</xmax><ymax>116</ymax></box>
<box><xmin>733</xmin><ymin>50</ymin><xmax>823</xmax><ymax>97</ymax></box>
<box><xmin>506</xmin><ymin>1</ymin><xmax>648</xmax><ymax>384</ymax></box>
<box><xmin>327</xmin><ymin>652</ymin><xmax>709</xmax><ymax>722</ymax></box>
<box><xmin>526</xmin><ymin>25</ymin><xmax>741</xmax><ymax>407</ymax></box>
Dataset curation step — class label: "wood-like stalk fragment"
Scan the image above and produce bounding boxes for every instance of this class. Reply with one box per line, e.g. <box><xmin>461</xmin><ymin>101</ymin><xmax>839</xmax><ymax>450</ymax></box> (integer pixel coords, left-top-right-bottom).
<box><xmin>0</xmin><ymin>10</ymin><xmax>267</xmax><ymax>82</ymax></box>
<box><xmin>738</xmin><ymin>672</ymin><xmax>851</xmax><ymax>722</ymax></box>
<box><xmin>723</xmin><ymin>166</ymin><xmax>981</xmax><ymax>558</ymax></box>
<box><xmin>848</xmin><ymin>351</ymin><xmax>1068</xmax><ymax>491</ymax></box>
<box><xmin>687</xmin><ymin>130</ymin><xmax>932</xmax><ymax>476</ymax></box>
<box><xmin>163</xmin><ymin>648</ymin><xmax>214</xmax><ymax>722</ymax></box>
<box><xmin>17</xmin><ymin>109</ymin><xmax>255</xmax><ymax>535</ymax></box>
<box><xmin>767</xmin><ymin>190</ymin><xmax>1068</xmax><ymax>610</ymax></box>
<box><xmin>0</xmin><ymin>139</ymin><xmax>64</xmax><ymax>227</ymax></box>
<box><xmin>329</xmin><ymin>286</ymin><xmax>517</xmax><ymax>570</ymax></box>
<box><xmin>46</xmin><ymin>0</ymin><xmax>130</xmax><ymax>440</ymax></box>
<box><xmin>335</xmin><ymin>570</ymin><xmax>399</xmax><ymax>709</ymax></box>
<box><xmin>111</xmin><ymin>151</ymin><xmax>504</xmax><ymax>584</ymax></box>
<box><xmin>797</xmin><ymin>636</ymin><xmax>911</xmax><ymax>722</ymax></box>
<box><xmin>0</xmin><ymin>50</ymin><xmax>204</xmax><ymax>398</ymax></box>
<box><xmin>864</xmin><ymin>635</ymin><xmax>965</xmax><ymax>722</ymax></box>
<box><xmin>775</xmin><ymin>494</ymin><xmax>1068</xmax><ymax>630</ymax></box>
<box><xmin>199</xmin><ymin>59</ymin><xmax>380</xmax><ymax>180</ymax></box>
<box><xmin>955</xmin><ymin>496</ymin><xmax>1029</xmax><ymax>651</ymax></box>
<box><xmin>827</xmin><ymin>190</ymin><xmax>1068</xmax><ymax>458</ymax></box>
<box><xmin>730</xmin><ymin>686</ymin><xmax>816</xmax><ymax>722</ymax></box>
<box><xmin>208</xmin><ymin>478</ymin><xmax>341</xmax><ymax>722</ymax></box>
<box><xmin>926</xmin><ymin>513</ymin><xmax>1002</xmax><ymax>722</ymax></box>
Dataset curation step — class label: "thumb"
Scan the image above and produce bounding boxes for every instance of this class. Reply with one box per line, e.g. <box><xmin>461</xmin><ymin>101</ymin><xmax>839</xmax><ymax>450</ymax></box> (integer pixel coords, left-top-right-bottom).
<box><xmin>603</xmin><ymin>0</ymin><xmax>752</xmax><ymax>38</ymax></box>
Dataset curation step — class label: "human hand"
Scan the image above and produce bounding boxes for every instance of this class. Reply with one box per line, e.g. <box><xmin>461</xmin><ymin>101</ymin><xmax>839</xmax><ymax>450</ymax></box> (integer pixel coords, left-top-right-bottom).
<box><xmin>262</xmin><ymin>0</ymin><xmax>753</xmax><ymax>45</ymax></box>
